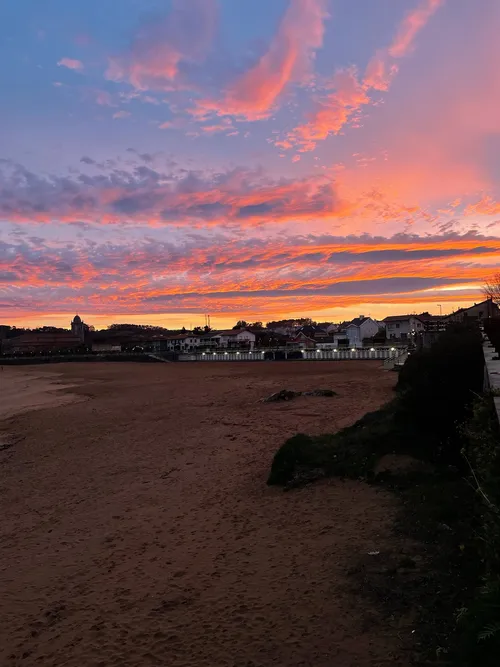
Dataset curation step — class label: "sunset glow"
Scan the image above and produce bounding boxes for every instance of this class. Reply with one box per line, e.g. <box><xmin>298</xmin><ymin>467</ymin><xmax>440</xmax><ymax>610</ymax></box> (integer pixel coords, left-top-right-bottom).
<box><xmin>1</xmin><ymin>0</ymin><xmax>500</xmax><ymax>328</ymax></box>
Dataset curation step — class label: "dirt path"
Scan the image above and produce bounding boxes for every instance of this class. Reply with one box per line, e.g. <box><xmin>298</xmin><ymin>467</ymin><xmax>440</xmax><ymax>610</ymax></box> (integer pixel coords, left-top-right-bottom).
<box><xmin>0</xmin><ymin>361</ymin><xmax>407</xmax><ymax>667</ymax></box>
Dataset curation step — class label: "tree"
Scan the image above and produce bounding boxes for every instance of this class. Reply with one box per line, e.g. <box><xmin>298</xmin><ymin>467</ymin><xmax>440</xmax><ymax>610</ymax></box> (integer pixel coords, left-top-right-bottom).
<box><xmin>250</xmin><ymin>321</ymin><xmax>264</xmax><ymax>329</ymax></box>
<box><xmin>233</xmin><ymin>320</ymin><xmax>248</xmax><ymax>329</ymax></box>
<box><xmin>483</xmin><ymin>273</ymin><xmax>500</xmax><ymax>305</ymax></box>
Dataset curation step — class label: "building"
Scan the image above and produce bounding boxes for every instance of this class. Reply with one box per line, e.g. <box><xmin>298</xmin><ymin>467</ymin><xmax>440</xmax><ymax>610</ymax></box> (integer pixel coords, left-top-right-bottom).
<box><xmin>165</xmin><ymin>334</ymin><xmax>201</xmax><ymax>352</ymax></box>
<box><xmin>345</xmin><ymin>316</ymin><xmax>380</xmax><ymax>347</ymax></box>
<box><xmin>208</xmin><ymin>329</ymin><xmax>256</xmax><ymax>349</ymax></box>
<box><xmin>288</xmin><ymin>331</ymin><xmax>317</xmax><ymax>349</ymax></box>
<box><xmin>2</xmin><ymin>331</ymin><xmax>84</xmax><ymax>354</ymax></box>
<box><xmin>444</xmin><ymin>298</ymin><xmax>500</xmax><ymax>324</ymax></box>
<box><xmin>383</xmin><ymin>315</ymin><xmax>425</xmax><ymax>340</ymax></box>
<box><xmin>71</xmin><ymin>315</ymin><xmax>87</xmax><ymax>342</ymax></box>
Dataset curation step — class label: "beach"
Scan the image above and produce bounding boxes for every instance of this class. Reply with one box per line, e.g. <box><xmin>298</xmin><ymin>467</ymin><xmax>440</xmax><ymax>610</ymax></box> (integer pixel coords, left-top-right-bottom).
<box><xmin>0</xmin><ymin>361</ymin><xmax>408</xmax><ymax>667</ymax></box>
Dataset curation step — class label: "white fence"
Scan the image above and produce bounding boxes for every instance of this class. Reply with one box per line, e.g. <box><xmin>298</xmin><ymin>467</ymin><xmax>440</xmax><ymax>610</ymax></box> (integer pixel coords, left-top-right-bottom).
<box><xmin>180</xmin><ymin>347</ymin><xmax>406</xmax><ymax>362</ymax></box>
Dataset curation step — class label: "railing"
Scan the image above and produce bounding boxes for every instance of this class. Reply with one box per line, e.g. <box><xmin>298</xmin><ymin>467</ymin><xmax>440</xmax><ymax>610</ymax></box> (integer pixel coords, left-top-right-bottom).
<box><xmin>383</xmin><ymin>349</ymin><xmax>409</xmax><ymax>369</ymax></box>
<box><xmin>302</xmin><ymin>347</ymin><xmax>404</xmax><ymax>361</ymax></box>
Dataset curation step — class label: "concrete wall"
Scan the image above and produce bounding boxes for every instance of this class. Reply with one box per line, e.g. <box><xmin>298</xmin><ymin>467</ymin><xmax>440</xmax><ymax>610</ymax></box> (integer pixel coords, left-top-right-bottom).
<box><xmin>483</xmin><ymin>337</ymin><xmax>500</xmax><ymax>424</ymax></box>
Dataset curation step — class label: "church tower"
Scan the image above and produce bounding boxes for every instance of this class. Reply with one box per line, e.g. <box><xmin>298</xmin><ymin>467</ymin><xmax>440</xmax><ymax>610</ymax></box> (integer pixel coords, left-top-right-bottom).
<box><xmin>71</xmin><ymin>315</ymin><xmax>85</xmax><ymax>342</ymax></box>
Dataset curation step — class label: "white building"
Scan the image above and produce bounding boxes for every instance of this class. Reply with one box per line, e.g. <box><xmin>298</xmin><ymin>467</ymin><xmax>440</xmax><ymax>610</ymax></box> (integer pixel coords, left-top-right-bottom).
<box><xmin>165</xmin><ymin>334</ymin><xmax>201</xmax><ymax>351</ymax></box>
<box><xmin>383</xmin><ymin>315</ymin><xmax>424</xmax><ymax>340</ymax></box>
<box><xmin>345</xmin><ymin>316</ymin><xmax>380</xmax><ymax>347</ymax></box>
<box><xmin>210</xmin><ymin>329</ymin><xmax>256</xmax><ymax>349</ymax></box>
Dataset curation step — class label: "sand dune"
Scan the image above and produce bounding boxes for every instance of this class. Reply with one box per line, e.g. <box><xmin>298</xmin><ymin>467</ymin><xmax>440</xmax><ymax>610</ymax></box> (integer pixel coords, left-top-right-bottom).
<box><xmin>0</xmin><ymin>361</ymin><xmax>408</xmax><ymax>666</ymax></box>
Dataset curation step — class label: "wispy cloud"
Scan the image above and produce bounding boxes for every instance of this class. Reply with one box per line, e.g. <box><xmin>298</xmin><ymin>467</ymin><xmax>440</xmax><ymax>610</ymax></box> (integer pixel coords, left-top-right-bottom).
<box><xmin>389</xmin><ymin>0</ymin><xmax>444</xmax><ymax>58</ymax></box>
<box><xmin>365</xmin><ymin>0</ymin><xmax>445</xmax><ymax>91</ymax></box>
<box><xmin>278</xmin><ymin>0</ymin><xmax>445</xmax><ymax>152</ymax></box>
<box><xmin>276</xmin><ymin>67</ymin><xmax>369</xmax><ymax>152</ymax></box>
<box><xmin>193</xmin><ymin>0</ymin><xmax>329</xmax><ymax>122</ymax></box>
<box><xmin>57</xmin><ymin>57</ymin><xmax>84</xmax><ymax>71</ymax></box>
<box><xmin>105</xmin><ymin>0</ymin><xmax>217</xmax><ymax>91</ymax></box>
<box><xmin>112</xmin><ymin>110</ymin><xmax>131</xmax><ymax>119</ymax></box>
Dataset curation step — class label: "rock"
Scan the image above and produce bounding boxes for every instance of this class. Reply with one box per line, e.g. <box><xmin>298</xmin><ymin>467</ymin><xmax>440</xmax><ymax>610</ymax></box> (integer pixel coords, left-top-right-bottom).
<box><xmin>259</xmin><ymin>390</ymin><xmax>300</xmax><ymax>402</ymax></box>
<box><xmin>260</xmin><ymin>389</ymin><xmax>337</xmax><ymax>402</ymax></box>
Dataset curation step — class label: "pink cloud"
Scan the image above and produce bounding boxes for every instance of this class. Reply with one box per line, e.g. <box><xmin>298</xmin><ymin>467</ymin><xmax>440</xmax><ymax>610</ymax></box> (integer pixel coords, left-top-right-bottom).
<box><xmin>276</xmin><ymin>68</ymin><xmax>369</xmax><ymax>152</ymax></box>
<box><xmin>57</xmin><ymin>57</ymin><xmax>84</xmax><ymax>71</ymax></box>
<box><xmin>112</xmin><ymin>110</ymin><xmax>131</xmax><ymax>119</ymax></box>
<box><xmin>363</xmin><ymin>51</ymin><xmax>398</xmax><ymax>92</ymax></box>
<box><xmin>193</xmin><ymin>0</ymin><xmax>329</xmax><ymax>122</ymax></box>
<box><xmin>94</xmin><ymin>90</ymin><xmax>114</xmax><ymax>106</ymax></box>
<box><xmin>389</xmin><ymin>0</ymin><xmax>444</xmax><ymax>58</ymax></box>
<box><xmin>105</xmin><ymin>0</ymin><xmax>217</xmax><ymax>91</ymax></box>
<box><xmin>278</xmin><ymin>0</ymin><xmax>445</xmax><ymax>153</ymax></box>
<box><xmin>364</xmin><ymin>0</ymin><xmax>445</xmax><ymax>91</ymax></box>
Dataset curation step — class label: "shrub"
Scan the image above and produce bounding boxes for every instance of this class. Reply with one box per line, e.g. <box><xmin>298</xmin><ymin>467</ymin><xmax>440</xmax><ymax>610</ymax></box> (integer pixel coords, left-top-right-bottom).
<box><xmin>395</xmin><ymin>323</ymin><xmax>483</xmax><ymax>465</ymax></box>
<box><xmin>456</xmin><ymin>394</ymin><xmax>500</xmax><ymax>665</ymax></box>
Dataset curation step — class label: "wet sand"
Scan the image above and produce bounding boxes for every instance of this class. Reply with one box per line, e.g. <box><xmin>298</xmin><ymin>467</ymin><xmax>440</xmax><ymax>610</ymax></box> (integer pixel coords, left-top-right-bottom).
<box><xmin>0</xmin><ymin>361</ymin><xmax>407</xmax><ymax>667</ymax></box>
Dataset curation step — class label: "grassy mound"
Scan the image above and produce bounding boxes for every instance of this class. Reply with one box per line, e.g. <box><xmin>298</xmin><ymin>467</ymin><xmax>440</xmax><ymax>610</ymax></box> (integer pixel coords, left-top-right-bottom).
<box><xmin>267</xmin><ymin>402</ymin><xmax>404</xmax><ymax>485</ymax></box>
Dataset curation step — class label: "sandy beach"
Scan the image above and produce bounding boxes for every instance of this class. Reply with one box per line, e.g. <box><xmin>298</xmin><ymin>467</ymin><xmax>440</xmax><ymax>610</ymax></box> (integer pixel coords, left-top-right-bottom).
<box><xmin>0</xmin><ymin>361</ymin><xmax>408</xmax><ymax>667</ymax></box>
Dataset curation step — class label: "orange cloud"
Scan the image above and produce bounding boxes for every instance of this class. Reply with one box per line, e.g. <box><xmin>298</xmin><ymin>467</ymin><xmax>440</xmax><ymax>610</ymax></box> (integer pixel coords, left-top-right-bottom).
<box><xmin>465</xmin><ymin>196</ymin><xmax>500</xmax><ymax>216</ymax></box>
<box><xmin>276</xmin><ymin>68</ymin><xmax>369</xmax><ymax>152</ymax></box>
<box><xmin>57</xmin><ymin>57</ymin><xmax>84</xmax><ymax>71</ymax></box>
<box><xmin>193</xmin><ymin>0</ymin><xmax>329</xmax><ymax>121</ymax></box>
<box><xmin>279</xmin><ymin>0</ymin><xmax>445</xmax><ymax>152</ymax></box>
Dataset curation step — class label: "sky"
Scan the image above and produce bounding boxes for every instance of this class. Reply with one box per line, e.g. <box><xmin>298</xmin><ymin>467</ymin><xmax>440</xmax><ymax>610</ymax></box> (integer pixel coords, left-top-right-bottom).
<box><xmin>1</xmin><ymin>0</ymin><xmax>500</xmax><ymax>330</ymax></box>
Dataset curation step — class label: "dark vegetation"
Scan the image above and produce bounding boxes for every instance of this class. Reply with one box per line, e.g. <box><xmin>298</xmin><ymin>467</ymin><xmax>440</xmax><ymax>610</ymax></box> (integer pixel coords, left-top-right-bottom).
<box><xmin>484</xmin><ymin>319</ymin><xmax>500</xmax><ymax>354</ymax></box>
<box><xmin>268</xmin><ymin>323</ymin><xmax>500</xmax><ymax>664</ymax></box>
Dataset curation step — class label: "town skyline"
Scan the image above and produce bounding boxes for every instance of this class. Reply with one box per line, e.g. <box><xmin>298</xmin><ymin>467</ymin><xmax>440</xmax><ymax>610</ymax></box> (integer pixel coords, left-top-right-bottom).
<box><xmin>0</xmin><ymin>297</ymin><xmax>481</xmax><ymax>332</ymax></box>
<box><xmin>2</xmin><ymin>0</ymin><xmax>500</xmax><ymax>325</ymax></box>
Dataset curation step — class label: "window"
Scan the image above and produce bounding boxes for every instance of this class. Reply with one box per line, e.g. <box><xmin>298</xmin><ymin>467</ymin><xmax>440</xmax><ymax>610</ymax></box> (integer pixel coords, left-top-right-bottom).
<box><xmin>396</xmin><ymin>323</ymin><xmax>400</xmax><ymax>329</ymax></box>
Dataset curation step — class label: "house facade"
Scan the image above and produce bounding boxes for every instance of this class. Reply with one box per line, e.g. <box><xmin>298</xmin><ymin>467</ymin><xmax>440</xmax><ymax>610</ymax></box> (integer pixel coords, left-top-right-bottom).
<box><xmin>287</xmin><ymin>331</ymin><xmax>317</xmax><ymax>348</ymax></box>
<box><xmin>384</xmin><ymin>315</ymin><xmax>424</xmax><ymax>340</ymax></box>
<box><xmin>345</xmin><ymin>317</ymin><xmax>380</xmax><ymax>347</ymax></box>
<box><xmin>209</xmin><ymin>329</ymin><xmax>256</xmax><ymax>349</ymax></box>
<box><xmin>444</xmin><ymin>298</ymin><xmax>500</xmax><ymax>324</ymax></box>
<box><xmin>164</xmin><ymin>334</ymin><xmax>201</xmax><ymax>352</ymax></box>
